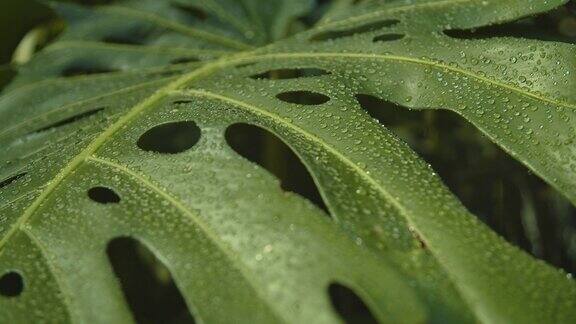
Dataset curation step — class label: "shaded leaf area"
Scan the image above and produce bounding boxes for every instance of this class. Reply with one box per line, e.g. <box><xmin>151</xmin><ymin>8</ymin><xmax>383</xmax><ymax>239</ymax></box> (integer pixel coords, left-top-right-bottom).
<box><xmin>1</xmin><ymin>0</ymin><xmax>576</xmax><ymax>324</ymax></box>
<box><xmin>225</xmin><ymin>123</ymin><xmax>329</xmax><ymax>213</ymax></box>
<box><xmin>328</xmin><ymin>283</ymin><xmax>379</xmax><ymax>324</ymax></box>
<box><xmin>0</xmin><ymin>66</ymin><xmax>16</xmax><ymax>92</ymax></box>
<box><xmin>107</xmin><ymin>237</ymin><xmax>195</xmax><ymax>324</ymax></box>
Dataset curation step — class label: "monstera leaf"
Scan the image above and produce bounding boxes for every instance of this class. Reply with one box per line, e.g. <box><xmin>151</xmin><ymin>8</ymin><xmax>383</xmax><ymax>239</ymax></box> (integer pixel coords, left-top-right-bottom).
<box><xmin>1</xmin><ymin>0</ymin><xmax>575</xmax><ymax>323</ymax></box>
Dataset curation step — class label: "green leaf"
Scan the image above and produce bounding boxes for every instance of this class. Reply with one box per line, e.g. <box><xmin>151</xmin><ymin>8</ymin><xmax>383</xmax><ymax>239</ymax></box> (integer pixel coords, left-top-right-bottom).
<box><xmin>0</xmin><ymin>0</ymin><xmax>575</xmax><ymax>323</ymax></box>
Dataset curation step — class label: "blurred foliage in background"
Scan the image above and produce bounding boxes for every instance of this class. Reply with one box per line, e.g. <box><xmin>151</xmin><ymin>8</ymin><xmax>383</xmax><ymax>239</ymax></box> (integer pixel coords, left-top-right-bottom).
<box><xmin>0</xmin><ymin>0</ymin><xmax>50</xmax><ymax>89</ymax></box>
<box><xmin>1</xmin><ymin>0</ymin><xmax>575</xmax><ymax>278</ymax></box>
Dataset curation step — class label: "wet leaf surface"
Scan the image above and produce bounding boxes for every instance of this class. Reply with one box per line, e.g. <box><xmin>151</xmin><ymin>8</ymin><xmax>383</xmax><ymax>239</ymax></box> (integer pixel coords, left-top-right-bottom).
<box><xmin>0</xmin><ymin>0</ymin><xmax>575</xmax><ymax>323</ymax></box>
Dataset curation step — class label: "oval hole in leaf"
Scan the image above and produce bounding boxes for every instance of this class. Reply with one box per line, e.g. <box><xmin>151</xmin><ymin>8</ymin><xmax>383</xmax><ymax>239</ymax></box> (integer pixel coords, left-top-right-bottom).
<box><xmin>171</xmin><ymin>3</ymin><xmax>208</xmax><ymax>21</ymax></box>
<box><xmin>101</xmin><ymin>25</ymin><xmax>154</xmax><ymax>45</ymax></box>
<box><xmin>88</xmin><ymin>186</ymin><xmax>121</xmax><ymax>204</ymax></box>
<box><xmin>137</xmin><ymin>121</ymin><xmax>201</xmax><ymax>154</ymax></box>
<box><xmin>225</xmin><ymin>123</ymin><xmax>329</xmax><ymax>214</ymax></box>
<box><xmin>356</xmin><ymin>93</ymin><xmax>576</xmax><ymax>273</ymax></box>
<box><xmin>62</xmin><ymin>63</ymin><xmax>117</xmax><ymax>77</ymax></box>
<box><xmin>276</xmin><ymin>91</ymin><xmax>330</xmax><ymax>105</ymax></box>
<box><xmin>234</xmin><ymin>63</ymin><xmax>257</xmax><ymax>70</ymax></box>
<box><xmin>29</xmin><ymin>107</ymin><xmax>105</xmax><ymax>134</ymax></box>
<box><xmin>328</xmin><ymin>282</ymin><xmax>378</xmax><ymax>324</ymax></box>
<box><xmin>107</xmin><ymin>237</ymin><xmax>195</xmax><ymax>324</ymax></box>
<box><xmin>373</xmin><ymin>34</ymin><xmax>405</xmax><ymax>42</ymax></box>
<box><xmin>0</xmin><ymin>271</ymin><xmax>24</xmax><ymax>297</ymax></box>
<box><xmin>173</xmin><ymin>100</ymin><xmax>193</xmax><ymax>105</ymax></box>
<box><xmin>443</xmin><ymin>18</ymin><xmax>571</xmax><ymax>43</ymax></box>
<box><xmin>102</xmin><ymin>35</ymin><xmax>147</xmax><ymax>46</ymax></box>
<box><xmin>250</xmin><ymin>68</ymin><xmax>330</xmax><ymax>80</ymax></box>
<box><xmin>310</xmin><ymin>19</ymin><xmax>400</xmax><ymax>41</ymax></box>
<box><xmin>0</xmin><ymin>172</ymin><xmax>26</xmax><ymax>190</ymax></box>
<box><xmin>170</xmin><ymin>57</ymin><xmax>200</xmax><ymax>65</ymax></box>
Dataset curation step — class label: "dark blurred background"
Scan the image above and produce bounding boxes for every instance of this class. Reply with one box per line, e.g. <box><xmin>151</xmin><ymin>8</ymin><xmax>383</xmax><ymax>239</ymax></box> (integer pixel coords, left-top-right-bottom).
<box><xmin>0</xmin><ymin>0</ymin><xmax>50</xmax><ymax>88</ymax></box>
